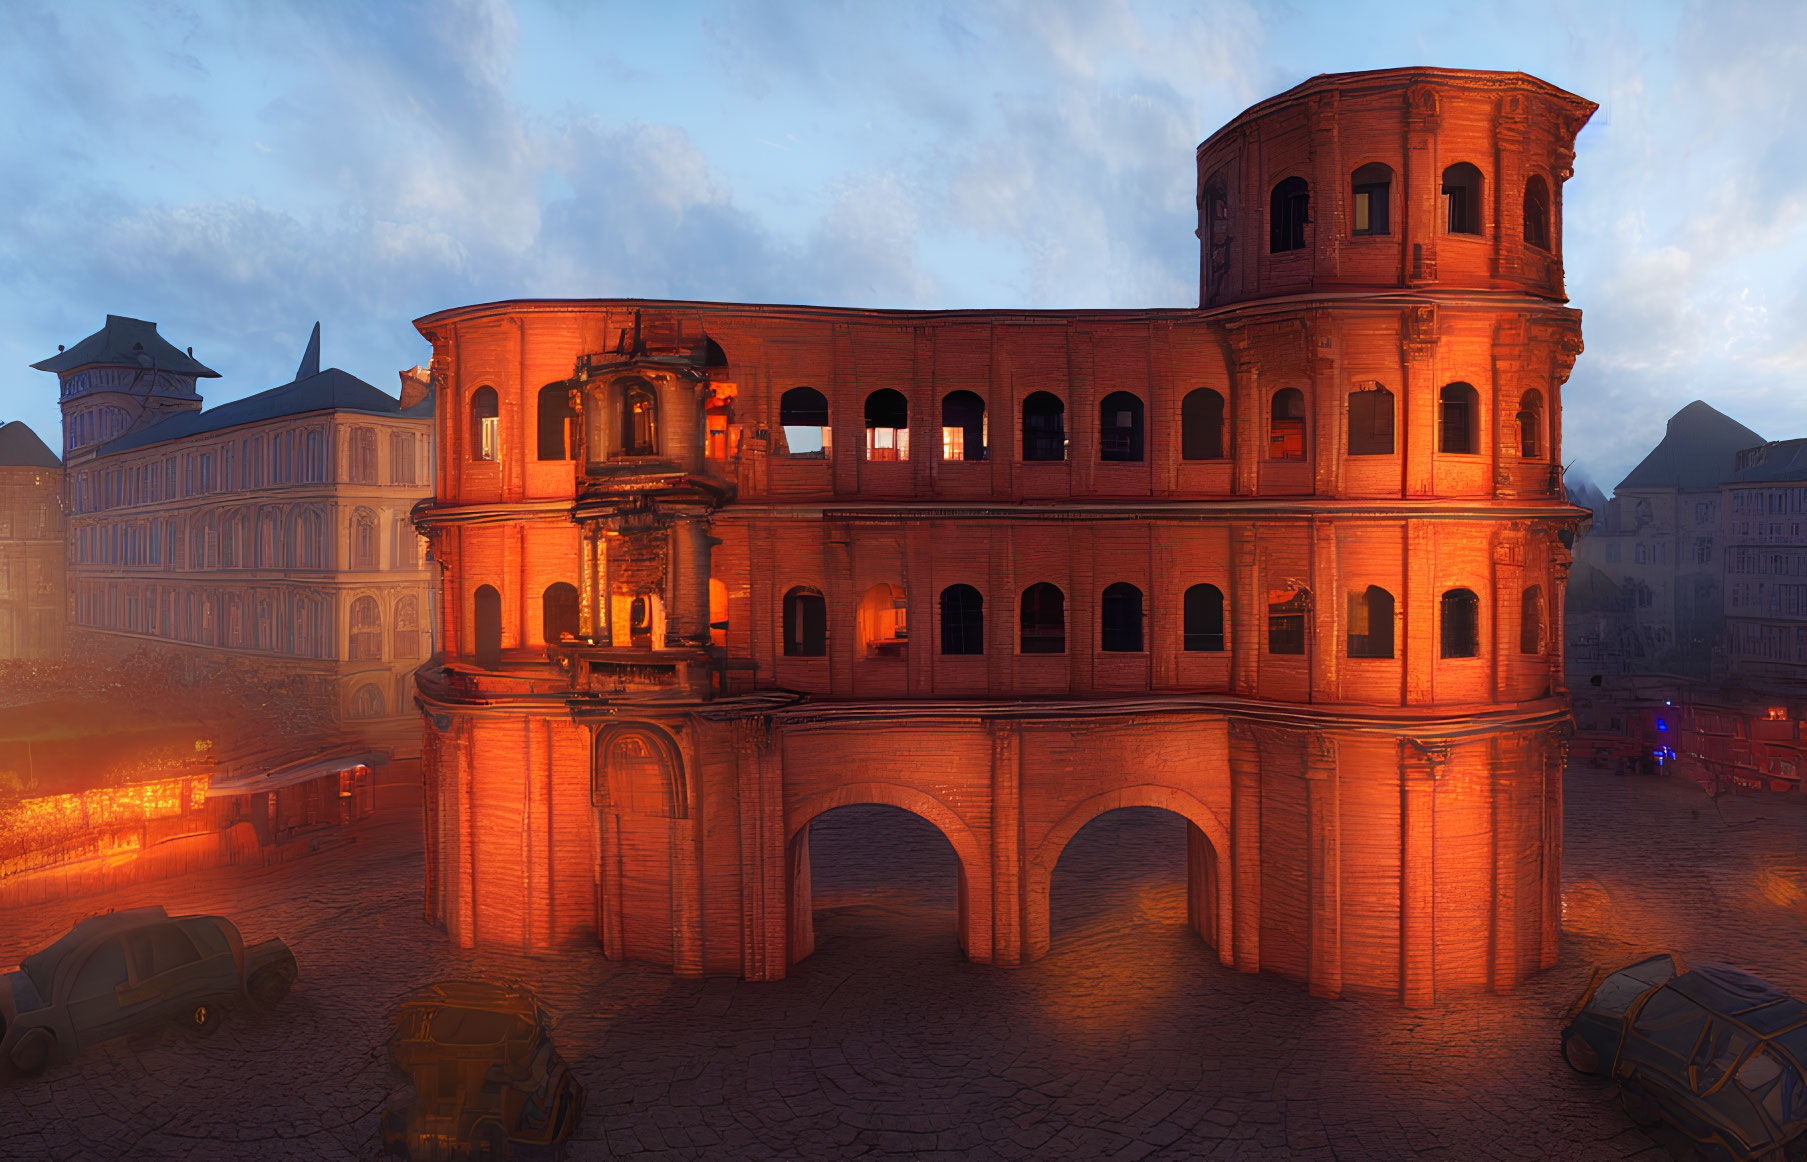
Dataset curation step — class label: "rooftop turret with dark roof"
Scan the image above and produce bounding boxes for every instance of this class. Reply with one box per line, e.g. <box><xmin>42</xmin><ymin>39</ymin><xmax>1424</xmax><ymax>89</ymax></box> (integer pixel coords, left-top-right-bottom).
<box><xmin>1615</xmin><ymin>400</ymin><xmax>1765</xmax><ymax>493</ymax></box>
<box><xmin>0</xmin><ymin>421</ymin><xmax>62</xmax><ymax>469</ymax></box>
<box><xmin>31</xmin><ymin>315</ymin><xmax>219</xmax><ymax>378</ymax></box>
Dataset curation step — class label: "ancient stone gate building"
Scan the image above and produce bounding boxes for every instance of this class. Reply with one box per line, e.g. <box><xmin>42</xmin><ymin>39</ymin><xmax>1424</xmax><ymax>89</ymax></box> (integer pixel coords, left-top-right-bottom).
<box><xmin>414</xmin><ymin>67</ymin><xmax>1595</xmax><ymax>1005</ymax></box>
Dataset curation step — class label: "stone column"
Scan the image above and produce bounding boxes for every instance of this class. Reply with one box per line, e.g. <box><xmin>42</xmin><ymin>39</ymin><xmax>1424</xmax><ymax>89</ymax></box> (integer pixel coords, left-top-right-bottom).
<box><xmin>1231</xmin><ymin>524</ymin><xmax>1259</xmax><ymax>697</ymax></box>
<box><xmin>1399</xmin><ymin>739</ymin><xmax>1443</xmax><ymax>1008</ymax></box>
<box><xmin>1305</xmin><ymin>733</ymin><xmax>1342</xmax><ymax>998</ymax></box>
<box><xmin>735</xmin><ymin>717</ymin><xmax>789</xmax><ymax>980</ymax></box>
<box><xmin>1401</xmin><ymin>306</ymin><xmax>1438</xmax><ymax>500</ymax></box>
<box><xmin>1541</xmin><ymin>729</ymin><xmax>1567</xmax><ymax>971</ymax></box>
<box><xmin>668</xmin><ymin>516</ymin><xmax>715</xmax><ymax>647</ymax></box>
<box><xmin>1229</xmin><ymin>720</ymin><xmax>1262</xmax><ymax>973</ymax></box>
<box><xmin>989</xmin><ymin>720</ymin><xmax>1023</xmax><ymax>966</ymax></box>
<box><xmin>1489</xmin><ymin>734</ymin><xmax>1519</xmax><ymax>994</ymax></box>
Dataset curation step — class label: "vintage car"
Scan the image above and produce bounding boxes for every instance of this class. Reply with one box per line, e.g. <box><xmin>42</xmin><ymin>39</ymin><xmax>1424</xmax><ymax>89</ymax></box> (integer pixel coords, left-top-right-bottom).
<box><xmin>1562</xmin><ymin>952</ymin><xmax>1807</xmax><ymax>1161</ymax></box>
<box><xmin>1</xmin><ymin>904</ymin><xmax>297</xmax><ymax>1076</ymax></box>
<box><xmin>381</xmin><ymin>979</ymin><xmax>583</xmax><ymax>1161</ymax></box>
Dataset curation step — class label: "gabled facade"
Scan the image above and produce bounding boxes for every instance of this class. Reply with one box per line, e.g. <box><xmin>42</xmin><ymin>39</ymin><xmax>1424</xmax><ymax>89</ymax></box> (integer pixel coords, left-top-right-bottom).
<box><xmin>38</xmin><ymin>321</ymin><xmax>435</xmax><ymax>754</ymax></box>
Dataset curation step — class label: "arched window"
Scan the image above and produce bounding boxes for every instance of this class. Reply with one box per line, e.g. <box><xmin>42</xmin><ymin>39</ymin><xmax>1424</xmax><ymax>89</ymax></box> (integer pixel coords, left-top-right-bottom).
<box><xmin>1180</xmin><ymin>388</ymin><xmax>1226</xmax><ymax>461</ymax></box>
<box><xmin>939</xmin><ymin>584</ymin><xmax>983</xmax><ymax>655</ymax></box>
<box><xmin>621</xmin><ymin>382</ymin><xmax>658</xmax><ymax>456</ymax></box>
<box><xmin>221</xmin><ymin>513</ymin><xmax>237</xmax><ymax>568</ymax></box>
<box><xmin>863</xmin><ymin>389</ymin><xmax>910</xmax><ymax>461</ymax></box>
<box><xmin>1524</xmin><ymin>176</ymin><xmax>1551</xmax><ymax>250</ymax></box>
<box><xmin>1019</xmin><ymin>583</ymin><xmax>1065</xmax><ymax>654</ymax></box>
<box><xmin>1347</xmin><ymin>385</ymin><xmax>1395</xmax><ymax>456</ymax></box>
<box><xmin>1517</xmin><ymin>389</ymin><xmax>1544</xmax><ymax>460</ymax></box>
<box><xmin>1100</xmin><ymin>582</ymin><xmax>1143</xmax><ymax>652</ymax></box>
<box><xmin>1520</xmin><ymin>585</ymin><xmax>1544</xmax><ymax>654</ymax></box>
<box><xmin>1346</xmin><ymin>586</ymin><xmax>1395</xmax><ymax>658</ymax></box>
<box><xmin>352</xmin><ymin>508</ymin><xmax>377</xmax><ymax>570</ymax></box>
<box><xmin>782</xmin><ymin>586</ymin><xmax>827</xmax><ymax>657</ymax></box>
<box><xmin>1270</xmin><ymin>176</ymin><xmax>1310</xmax><ymax>253</ymax></box>
<box><xmin>1098</xmin><ymin>392</ymin><xmax>1145</xmax><ymax>462</ymax></box>
<box><xmin>543</xmin><ymin>581</ymin><xmax>580</xmax><ymax>643</ymax></box>
<box><xmin>537</xmin><ymin>382</ymin><xmax>576</xmax><ymax>460</ymax></box>
<box><xmin>1022</xmin><ymin>392</ymin><xmax>1066</xmax><ymax>461</ymax></box>
<box><xmin>1440</xmin><ymin>588</ymin><xmax>1480</xmax><ymax>658</ymax></box>
<box><xmin>474</xmin><ymin>585</ymin><xmax>501</xmax><ymax>668</ymax></box>
<box><xmin>709</xmin><ymin>578</ymin><xmax>728</xmax><ymax>647</ymax></box>
<box><xmin>627</xmin><ymin>593</ymin><xmax>657</xmax><ymax>649</ymax></box>
<box><xmin>393</xmin><ymin>595</ymin><xmax>419</xmax><ymax>660</ymax></box>
<box><xmin>780</xmin><ymin>387</ymin><xmax>830</xmax><ymax>458</ymax></box>
<box><xmin>596</xmin><ymin>727</ymin><xmax>684</xmax><ymax>818</ymax></box>
<box><xmin>856</xmin><ymin>583</ymin><xmax>908</xmax><ymax>658</ymax></box>
<box><xmin>1269</xmin><ymin>388</ymin><xmax>1306</xmax><ymax>460</ymax></box>
<box><xmin>941</xmin><ymin>391</ymin><xmax>987</xmax><ymax>461</ymax></box>
<box><xmin>470</xmin><ymin>386</ymin><xmax>499</xmax><ymax>462</ymax></box>
<box><xmin>1350</xmin><ymin>162</ymin><xmax>1392</xmax><ymax>236</ymax></box>
<box><xmin>395</xmin><ymin>516</ymin><xmax>418</xmax><ymax>569</ymax></box>
<box><xmin>350</xmin><ymin>595</ymin><xmax>382</xmax><ymax>660</ymax></box>
<box><xmin>1268</xmin><ymin>584</ymin><xmax>1308</xmax><ymax>655</ymax></box>
<box><xmin>1183</xmin><ymin>584</ymin><xmax>1225</xmax><ymax>652</ymax></box>
<box><xmin>1442</xmin><ymin>162</ymin><xmax>1483</xmax><ymax>235</ymax></box>
<box><xmin>1439</xmin><ymin>383</ymin><xmax>1479</xmax><ymax>455</ymax></box>
<box><xmin>350</xmin><ymin>427</ymin><xmax>378</xmax><ymax>484</ymax></box>
<box><xmin>351</xmin><ymin>684</ymin><xmax>385</xmax><ymax>719</ymax></box>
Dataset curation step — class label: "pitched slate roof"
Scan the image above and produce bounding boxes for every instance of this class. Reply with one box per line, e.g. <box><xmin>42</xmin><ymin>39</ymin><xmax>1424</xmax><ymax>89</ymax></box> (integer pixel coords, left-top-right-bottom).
<box><xmin>0</xmin><ymin>421</ymin><xmax>62</xmax><ymax>469</ymax></box>
<box><xmin>1616</xmin><ymin>401</ymin><xmax>1764</xmax><ymax>492</ymax></box>
<box><xmin>1728</xmin><ymin>438</ymin><xmax>1807</xmax><ymax>484</ymax></box>
<box><xmin>98</xmin><ymin>367</ymin><xmax>407</xmax><ymax>456</ymax></box>
<box><xmin>30</xmin><ymin>315</ymin><xmax>219</xmax><ymax>378</ymax></box>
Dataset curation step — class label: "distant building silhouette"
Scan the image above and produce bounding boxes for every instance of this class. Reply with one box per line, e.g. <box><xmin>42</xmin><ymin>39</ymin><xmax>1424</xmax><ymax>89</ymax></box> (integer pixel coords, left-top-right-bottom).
<box><xmin>1569</xmin><ymin>401</ymin><xmax>1764</xmax><ymax>677</ymax></box>
<box><xmin>32</xmin><ymin>317</ymin><xmax>435</xmax><ymax>754</ymax></box>
<box><xmin>0</xmin><ymin>420</ymin><xmax>66</xmax><ymax>659</ymax></box>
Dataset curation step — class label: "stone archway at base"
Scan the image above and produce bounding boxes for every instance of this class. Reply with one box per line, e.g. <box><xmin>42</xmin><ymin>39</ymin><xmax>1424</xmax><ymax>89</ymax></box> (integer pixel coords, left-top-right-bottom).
<box><xmin>1023</xmin><ymin>784</ymin><xmax>1233</xmax><ymax>965</ymax></box>
<box><xmin>784</xmin><ymin>781</ymin><xmax>992</xmax><ymax>966</ymax></box>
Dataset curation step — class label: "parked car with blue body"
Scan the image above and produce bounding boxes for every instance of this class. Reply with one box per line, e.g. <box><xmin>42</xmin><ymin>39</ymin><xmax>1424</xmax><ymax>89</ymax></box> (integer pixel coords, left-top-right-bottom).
<box><xmin>0</xmin><ymin>904</ymin><xmax>297</xmax><ymax>1076</ymax></box>
<box><xmin>1563</xmin><ymin>952</ymin><xmax>1807</xmax><ymax>1161</ymax></box>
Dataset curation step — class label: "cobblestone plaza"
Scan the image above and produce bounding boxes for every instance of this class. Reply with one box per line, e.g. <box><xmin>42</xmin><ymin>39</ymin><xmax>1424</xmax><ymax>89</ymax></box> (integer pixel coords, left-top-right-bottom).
<box><xmin>5</xmin><ymin>766</ymin><xmax>1803</xmax><ymax>1160</ymax></box>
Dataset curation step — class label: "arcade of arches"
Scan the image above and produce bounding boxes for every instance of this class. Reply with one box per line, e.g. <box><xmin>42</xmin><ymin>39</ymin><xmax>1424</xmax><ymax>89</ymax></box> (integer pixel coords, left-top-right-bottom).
<box><xmin>426</xmin><ymin>709</ymin><xmax>1565</xmax><ymax>1005</ymax></box>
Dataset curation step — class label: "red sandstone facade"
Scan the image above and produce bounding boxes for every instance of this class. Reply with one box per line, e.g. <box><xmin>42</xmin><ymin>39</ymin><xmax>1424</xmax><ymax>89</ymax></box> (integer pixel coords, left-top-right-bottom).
<box><xmin>413</xmin><ymin>68</ymin><xmax>1595</xmax><ymax>1005</ymax></box>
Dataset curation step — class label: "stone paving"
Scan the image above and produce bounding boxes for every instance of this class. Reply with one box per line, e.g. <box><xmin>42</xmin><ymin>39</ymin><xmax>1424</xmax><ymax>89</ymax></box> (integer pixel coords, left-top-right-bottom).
<box><xmin>2</xmin><ymin>767</ymin><xmax>1805</xmax><ymax>1160</ymax></box>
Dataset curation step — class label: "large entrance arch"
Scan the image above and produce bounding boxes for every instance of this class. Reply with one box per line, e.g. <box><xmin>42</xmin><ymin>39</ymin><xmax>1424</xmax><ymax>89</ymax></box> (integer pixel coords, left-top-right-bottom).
<box><xmin>1024</xmin><ymin>784</ymin><xmax>1232</xmax><ymax>966</ymax></box>
<box><xmin>785</xmin><ymin>782</ymin><xmax>991</xmax><ymax>967</ymax></box>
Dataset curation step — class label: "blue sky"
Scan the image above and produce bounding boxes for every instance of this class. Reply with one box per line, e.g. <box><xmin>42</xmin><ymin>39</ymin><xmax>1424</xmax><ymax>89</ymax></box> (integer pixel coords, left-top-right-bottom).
<box><xmin>2</xmin><ymin>0</ymin><xmax>1802</xmax><ymax>491</ymax></box>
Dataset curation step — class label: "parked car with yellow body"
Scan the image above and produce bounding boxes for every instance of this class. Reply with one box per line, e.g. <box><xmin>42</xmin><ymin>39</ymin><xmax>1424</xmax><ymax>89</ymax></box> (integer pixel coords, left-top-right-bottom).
<box><xmin>381</xmin><ymin>979</ymin><xmax>583</xmax><ymax>1161</ymax></box>
<box><xmin>0</xmin><ymin>904</ymin><xmax>297</xmax><ymax>1075</ymax></box>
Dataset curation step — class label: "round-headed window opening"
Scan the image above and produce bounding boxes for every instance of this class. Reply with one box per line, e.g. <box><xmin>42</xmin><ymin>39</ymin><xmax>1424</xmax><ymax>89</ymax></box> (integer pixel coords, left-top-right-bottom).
<box><xmin>1524</xmin><ymin>175</ymin><xmax>1552</xmax><ymax>250</ymax></box>
<box><xmin>1350</xmin><ymin>162</ymin><xmax>1392</xmax><ymax>236</ymax></box>
<box><xmin>469</xmin><ymin>386</ymin><xmax>499</xmax><ymax>462</ymax></box>
<box><xmin>1269</xmin><ymin>388</ymin><xmax>1306</xmax><ymax>460</ymax></box>
<box><xmin>1022</xmin><ymin>392</ymin><xmax>1066</xmax><ymax>462</ymax></box>
<box><xmin>621</xmin><ymin>381</ymin><xmax>658</xmax><ymax>456</ymax></box>
<box><xmin>1442</xmin><ymin>163</ymin><xmax>1484</xmax><ymax>236</ymax></box>
<box><xmin>1019</xmin><ymin>582</ymin><xmax>1066</xmax><ymax>654</ymax></box>
<box><xmin>941</xmin><ymin>391</ymin><xmax>987</xmax><ymax>461</ymax></box>
<box><xmin>1098</xmin><ymin>392</ymin><xmax>1145</xmax><ymax>463</ymax></box>
<box><xmin>1439</xmin><ymin>383</ymin><xmax>1480</xmax><ymax>455</ymax></box>
<box><xmin>1270</xmin><ymin>176</ymin><xmax>1310</xmax><ymax>253</ymax></box>
<box><xmin>1180</xmin><ymin>388</ymin><xmax>1226</xmax><ymax>461</ymax></box>
<box><xmin>780</xmin><ymin>387</ymin><xmax>831</xmax><ymax>458</ymax></box>
<box><xmin>592</xmin><ymin>724</ymin><xmax>686</xmax><ymax>819</ymax></box>
<box><xmin>864</xmin><ymin>388</ymin><xmax>910</xmax><ymax>461</ymax></box>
